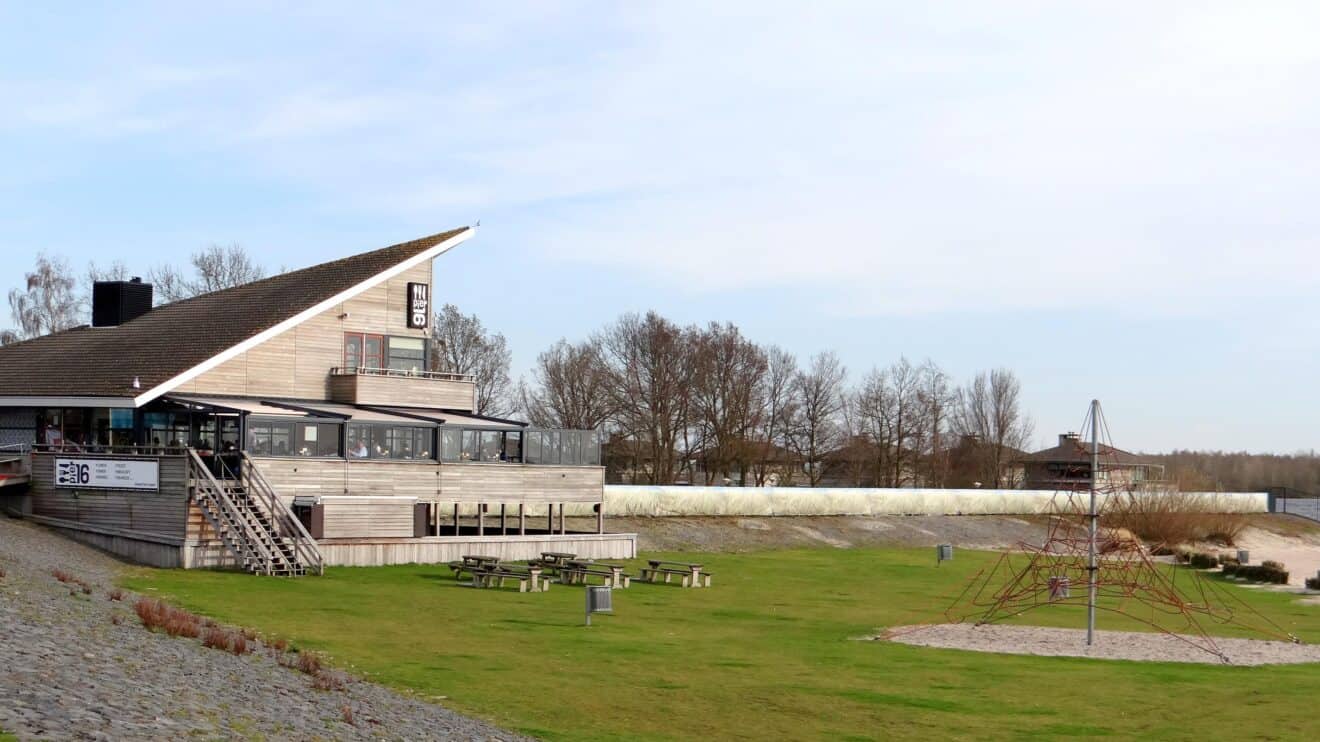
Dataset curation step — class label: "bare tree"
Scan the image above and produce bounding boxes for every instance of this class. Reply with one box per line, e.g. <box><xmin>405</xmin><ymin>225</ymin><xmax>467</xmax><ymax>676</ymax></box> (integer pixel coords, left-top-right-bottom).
<box><xmin>790</xmin><ymin>351</ymin><xmax>846</xmax><ymax>486</ymax></box>
<box><xmin>8</xmin><ymin>253</ymin><xmax>80</xmax><ymax>339</ymax></box>
<box><xmin>915</xmin><ymin>360</ymin><xmax>955</xmax><ymax>487</ymax></box>
<box><xmin>690</xmin><ymin>322</ymin><xmax>768</xmax><ymax>485</ymax></box>
<box><xmin>523</xmin><ymin>338</ymin><xmax>615</xmax><ymax>430</ymax></box>
<box><xmin>598</xmin><ymin>311</ymin><xmax>694</xmax><ymax>485</ymax></box>
<box><xmin>952</xmin><ymin>368</ymin><xmax>1034</xmax><ymax>488</ymax></box>
<box><xmin>149</xmin><ymin>243</ymin><xmax>265</xmax><ymax>303</ymax></box>
<box><xmin>752</xmin><ymin>345</ymin><xmax>799</xmax><ymax>485</ymax></box>
<box><xmin>0</xmin><ymin>329</ymin><xmax>19</xmax><ymax>346</ymax></box>
<box><xmin>430</xmin><ymin>303</ymin><xmax>515</xmax><ymax>417</ymax></box>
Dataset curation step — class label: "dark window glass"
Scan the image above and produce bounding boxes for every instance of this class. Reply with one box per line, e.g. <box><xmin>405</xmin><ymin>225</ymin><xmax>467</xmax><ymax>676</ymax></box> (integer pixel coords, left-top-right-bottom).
<box><xmin>479</xmin><ymin>431</ymin><xmax>502</xmax><ymax>461</ymax></box>
<box><xmin>505</xmin><ymin>431</ymin><xmax>522</xmax><ymax>463</ymax></box>
<box><xmin>545</xmin><ymin>431</ymin><xmax>561</xmax><ymax>464</ymax></box>
<box><xmin>461</xmin><ymin>430</ymin><xmax>479</xmax><ymax>461</ymax></box>
<box><xmin>414</xmin><ymin>428</ymin><xmax>433</xmax><ymax>459</ymax></box>
<box><xmin>584</xmin><ymin>431</ymin><xmax>601</xmax><ymax>466</ymax></box>
<box><xmin>344</xmin><ymin>334</ymin><xmax>363</xmax><ymax>370</ymax></box>
<box><xmin>347</xmin><ymin>424</ymin><xmax>373</xmax><ymax>458</ymax></box>
<box><xmin>562</xmin><ymin>431</ymin><xmax>581</xmax><ymax>465</ymax></box>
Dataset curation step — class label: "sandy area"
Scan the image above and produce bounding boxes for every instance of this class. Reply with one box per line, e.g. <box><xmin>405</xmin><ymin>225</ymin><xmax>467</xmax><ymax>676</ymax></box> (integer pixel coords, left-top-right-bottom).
<box><xmin>881</xmin><ymin>623</ymin><xmax>1320</xmax><ymax>665</ymax></box>
<box><xmin>1229</xmin><ymin>524</ymin><xmax>1320</xmax><ymax>587</ymax></box>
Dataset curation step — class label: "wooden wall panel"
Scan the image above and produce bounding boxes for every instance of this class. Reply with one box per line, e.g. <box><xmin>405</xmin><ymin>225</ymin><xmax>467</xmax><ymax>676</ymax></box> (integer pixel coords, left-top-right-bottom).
<box><xmin>439</xmin><ymin>464</ymin><xmax>604</xmax><ymax>503</ymax></box>
<box><xmin>321</xmin><ymin>499</ymin><xmax>416</xmax><ymax>538</ymax></box>
<box><xmin>28</xmin><ymin>454</ymin><xmax>189</xmax><ymax>538</ymax></box>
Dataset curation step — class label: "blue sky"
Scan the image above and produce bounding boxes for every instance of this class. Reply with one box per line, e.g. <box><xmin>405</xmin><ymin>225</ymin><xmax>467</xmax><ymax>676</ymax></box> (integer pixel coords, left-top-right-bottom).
<box><xmin>2</xmin><ymin>2</ymin><xmax>1318</xmax><ymax>453</ymax></box>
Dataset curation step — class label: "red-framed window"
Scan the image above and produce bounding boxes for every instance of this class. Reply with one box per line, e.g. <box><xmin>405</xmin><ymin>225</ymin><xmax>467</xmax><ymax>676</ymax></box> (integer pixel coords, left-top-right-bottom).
<box><xmin>344</xmin><ymin>332</ymin><xmax>384</xmax><ymax>370</ymax></box>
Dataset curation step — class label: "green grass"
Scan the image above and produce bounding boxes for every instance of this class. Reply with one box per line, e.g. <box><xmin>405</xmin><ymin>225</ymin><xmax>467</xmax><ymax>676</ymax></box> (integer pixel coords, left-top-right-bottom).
<box><xmin>122</xmin><ymin>549</ymin><xmax>1320</xmax><ymax>741</ymax></box>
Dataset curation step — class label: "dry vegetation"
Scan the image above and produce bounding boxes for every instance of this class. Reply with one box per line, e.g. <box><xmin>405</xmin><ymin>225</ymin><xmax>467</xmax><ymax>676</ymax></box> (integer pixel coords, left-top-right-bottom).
<box><xmin>1104</xmin><ymin>492</ymin><xmax>1250</xmax><ymax>547</ymax></box>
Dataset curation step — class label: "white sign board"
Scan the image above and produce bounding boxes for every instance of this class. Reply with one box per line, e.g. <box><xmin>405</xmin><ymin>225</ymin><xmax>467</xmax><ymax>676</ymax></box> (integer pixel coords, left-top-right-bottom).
<box><xmin>55</xmin><ymin>458</ymin><xmax>159</xmax><ymax>491</ymax></box>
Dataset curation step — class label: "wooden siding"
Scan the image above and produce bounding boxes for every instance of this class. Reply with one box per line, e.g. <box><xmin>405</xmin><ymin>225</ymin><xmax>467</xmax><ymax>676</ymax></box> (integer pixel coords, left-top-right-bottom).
<box><xmin>28</xmin><ymin>516</ymin><xmax>184</xmax><ymax>568</ymax></box>
<box><xmin>316</xmin><ymin>532</ymin><xmax>636</xmax><ymax>567</ymax></box>
<box><xmin>321</xmin><ymin>498</ymin><xmax>416</xmax><ymax>538</ymax></box>
<box><xmin>250</xmin><ymin>457</ymin><xmax>603</xmax><ymax>505</ymax></box>
<box><xmin>439</xmin><ymin>463</ymin><xmax>604</xmax><ymax>503</ymax></box>
<box><xmin>179</xmin><ymin>260</ymin><xmax>434</xmax><ymax>399</ymax></box>
<box><xmin>28</xmin><ymin>453</ymin><xmax>189</xmax><ymax>538</ymax></box>
<box><xmin>328</xmin><ymin>373</ymin><xmax>476</xmax><ymax>411</ymax></box>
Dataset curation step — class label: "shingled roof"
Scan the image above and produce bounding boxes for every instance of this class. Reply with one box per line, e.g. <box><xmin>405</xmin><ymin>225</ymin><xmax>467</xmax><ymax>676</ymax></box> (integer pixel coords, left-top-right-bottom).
<box><xmin>0</xmin><ymin>227</ymin><xmax>471</xmax><ymax>403</ymax></box>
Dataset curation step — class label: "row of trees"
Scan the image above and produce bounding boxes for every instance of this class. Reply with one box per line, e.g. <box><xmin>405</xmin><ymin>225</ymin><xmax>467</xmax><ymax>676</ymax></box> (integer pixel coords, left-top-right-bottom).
<box><xmin>521</xmin><ymin>311</ymin><xmax>1034</xmax><ymax>487</ymax></box>
<box><xmin>2</xmin><ymin>245</ymin><xmax>264</xmax><ymax>344</ymax></box>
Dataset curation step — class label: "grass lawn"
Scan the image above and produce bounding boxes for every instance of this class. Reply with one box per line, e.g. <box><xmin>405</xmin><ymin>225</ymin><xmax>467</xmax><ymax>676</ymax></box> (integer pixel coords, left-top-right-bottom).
<box><xmin>0</xmin><ymin>731</ymin><xmax>15</xmax><ymax>742</ymax></box>
<box><xmin>123</xmin><ymin>549</ymin><xmax>1320</xmax><ymax>741</ymax></box>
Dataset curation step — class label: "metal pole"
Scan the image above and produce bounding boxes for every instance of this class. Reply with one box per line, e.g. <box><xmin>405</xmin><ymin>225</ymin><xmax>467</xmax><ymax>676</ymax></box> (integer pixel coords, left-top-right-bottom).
<box><xmin>1087</xmin><ymin>399</ymin><xmax>1099</xmax><ymax>646</ymax></box>
<box><xmin>585</xmin><ymin>587</ymin><xmax>591</xmax><ymax>626</ymax></box>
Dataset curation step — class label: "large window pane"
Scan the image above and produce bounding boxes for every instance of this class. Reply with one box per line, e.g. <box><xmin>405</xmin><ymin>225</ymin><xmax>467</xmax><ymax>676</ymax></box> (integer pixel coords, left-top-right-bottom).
<box><xmin>525</xmin><ymin>432</ymin><xmax>543</xmax><ymax>464</ymax></box>
<box><xmin>414</xmin><ymin>428</ymin><xmax>433</xmax><ymax>459</ymax></box>
<box><xmin>441</xmin><ymin>429</ymin><xmax>461</xmax><ymax>462</ymax></box>
<box><xmin>504</xmin><ymin>431</ymin><xmax>522</xmax><ymax>463</ymax></box>
<box><xmin>461</xmin><ymin>430</ymin><xmax>479</xmax><ymax>461</ymax></box>
<box><xmin>479</xmin><ymin>431</ymin><xmax>502</xmax><ymax>461</ymax></box>
<box><xmin>387</xmin><ymin>337</ymin><xmax>426</xmax><ymax>373</ymax></box>
<box><xmin>562</xmin><ymin>431</ymin><xmax>581</xmax><ymax>465</ymax></box>
<box><xmin>545</xmin><ymin>431</ymin><xmax>561</xmax><ymax>465</ymax></box>
<box><xmin>247</xmin><ymin>424</ymin><xmax>272</xmax><ymax>456</ymax></box>
<box><xmin>270</xmin><ymin>423</ymin><xmax>292</xmax><ymax>456</ymax></box>
<box><xmin>347</xmin><ymin>424</ymin><xmax>372</xmax><ymax>458</ymax></box>
<box><xmin>583</xmin><ymin>431</ymin><xmax>601</xmax><ymax>466</ymax></box>
<box><xmin>296</xmin><ymin>423</ymin><xmax>319</xmax><ymax>457</ymax></box>
<box><xmin>318</xmin><ymin>423</ymin><xmax>342</xmax><ymax>457</ymax></box>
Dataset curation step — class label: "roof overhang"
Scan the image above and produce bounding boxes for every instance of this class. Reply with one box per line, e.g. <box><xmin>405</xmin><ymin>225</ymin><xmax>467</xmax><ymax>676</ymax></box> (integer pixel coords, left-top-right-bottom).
<box><xmin>0</xmin><ymin>396</ymin><xmax>136</xmax><ymax>408</ymax></box>
<box><xmin>131</xmin><ymin>226</ymin><xmax>476</xmax><ymax>408</ymax></box>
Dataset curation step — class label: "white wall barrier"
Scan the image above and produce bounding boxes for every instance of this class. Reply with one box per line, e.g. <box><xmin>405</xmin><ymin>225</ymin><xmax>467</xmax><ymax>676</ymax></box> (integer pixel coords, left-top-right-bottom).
<box><xmin>581</xmin><ymin>486</ymin><xmax>1269</xmax><ymax>518</ymax></box>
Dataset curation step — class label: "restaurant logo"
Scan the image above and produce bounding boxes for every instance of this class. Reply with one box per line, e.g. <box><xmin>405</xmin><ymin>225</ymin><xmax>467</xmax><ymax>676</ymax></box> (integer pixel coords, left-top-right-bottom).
<box><xmin>407</xmin><ymin>282</ymin><xmax>429</xmax><ymax>329</ymax></box>
<box><xmin>54</xmin><ymin>458</ymin><xmax>159</xmax><ymax>491</ymax></box>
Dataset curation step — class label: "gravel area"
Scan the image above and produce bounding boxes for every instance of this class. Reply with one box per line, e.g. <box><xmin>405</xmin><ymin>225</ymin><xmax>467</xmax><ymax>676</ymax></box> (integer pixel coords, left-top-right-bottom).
<box><xmin>881</xmin><ymin>623</ymin><xmax>1320</xmax><ymax>665</ymax></box>
<box><xmin>0</xmin><ymin>515</ymin><xmax>528</xmax><ymax>741</ymax></box>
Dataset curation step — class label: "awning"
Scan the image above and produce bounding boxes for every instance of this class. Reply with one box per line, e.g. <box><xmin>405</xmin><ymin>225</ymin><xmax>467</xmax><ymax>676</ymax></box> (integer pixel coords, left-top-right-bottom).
<box><xmin>273</xmin><ymin>400</ymin><xmax>441</xmax><ymax>426</ymax></box>
<box><xmin>164</xmin><ymin>395</ymin><xmax>318</xmax><ymax>417</ymax></box>
<box><xmin>369</xmin><ymin>406</ymin><xmax>525</xmax><ymax>430</ymax></box>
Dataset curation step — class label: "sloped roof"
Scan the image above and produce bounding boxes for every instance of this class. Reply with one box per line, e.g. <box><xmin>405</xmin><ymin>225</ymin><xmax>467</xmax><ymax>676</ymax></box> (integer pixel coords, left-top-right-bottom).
<box><xmin>1019</xmin><ymin>438</ymin><xmax>1151</xmax><ymax>466</ymax></box>
<box><xmin>0</xmin><ymin>228</ymin><xmax>469</xmax><ymax>402</ymax></box>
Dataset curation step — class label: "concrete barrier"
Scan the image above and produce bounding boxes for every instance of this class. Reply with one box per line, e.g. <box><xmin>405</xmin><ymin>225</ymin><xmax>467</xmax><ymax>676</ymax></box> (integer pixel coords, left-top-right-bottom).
<box><xmin>584</xmin><ymin>487</ymin><xmax>1269</xmax><ymax>517</ymax></box>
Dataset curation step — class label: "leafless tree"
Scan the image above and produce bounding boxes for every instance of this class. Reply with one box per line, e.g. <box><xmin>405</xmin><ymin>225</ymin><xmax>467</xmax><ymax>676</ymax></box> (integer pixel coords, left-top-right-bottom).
<box><xmin>790</xmin><ymin>351</ymin><xmax>846</xmax><ymax>486</ymax></box>
<box><xmin>522</xmin><ymin>338</ymin><xmax>615</xmax><ymax>430</ymax></box>
<box><xmin>149</xmin><ymin>243</ymin><xmax>265</xmax><ymax>303</ymax></box>
<box><xmin>8</xmin><ymin>253</ymin><xmax>80</xmax><ymax>339</ymax></box>
<box><xmin>430</xmin><ymin>303</ymin><xmax>515</xmax><ymax>417</ymax></box>
<box><xmin>952</xmin><ymin>368</ymin><xmax>1034</xmax><ymax>488</ymax></box>
<box><xmin>915</xmin><ymin>360</ymin><xmax>954</xmax><ymax>487</ymax></box>
<box><xmin>752</xmin><ymin>345</ymin><xmax>799</xmax><ymax>485</ymax></box>
<box><xmin>0</xmin><ymin>329</ymin><xmax>19</xmax><ymax>346</ymax></box>
<box><xmin>598</xmin><ymin>311</ymin><xmax>695</xmax><ymax>485</ymax></box>
<box><xmin>690</xmin><ymin>322</ymin><xmax>768</xmax><ymax>485</ymax></box>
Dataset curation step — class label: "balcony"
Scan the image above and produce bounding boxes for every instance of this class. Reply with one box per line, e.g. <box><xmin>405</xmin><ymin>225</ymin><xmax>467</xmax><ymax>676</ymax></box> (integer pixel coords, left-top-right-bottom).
<box><xmin>329</xmin><ymin>367</ymin><xmax>477</xmax><ymax>411</ymax></box>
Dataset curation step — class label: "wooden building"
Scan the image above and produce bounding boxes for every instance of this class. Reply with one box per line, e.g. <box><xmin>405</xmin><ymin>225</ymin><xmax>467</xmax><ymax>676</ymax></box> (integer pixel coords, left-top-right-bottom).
<box><xmin>0</xmin><ymin>228</ymin><xmax>635</xmax><ymax>572</ymax></box>
<box><xmin>1018</xmin><ymin>433</ymin><xmax>1166</xmax><ymax>491</ymax></box>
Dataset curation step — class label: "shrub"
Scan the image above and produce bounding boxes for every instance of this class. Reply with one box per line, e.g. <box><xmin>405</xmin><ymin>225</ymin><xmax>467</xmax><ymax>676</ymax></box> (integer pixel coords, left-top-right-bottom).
<box><xmin>296</xmin><ymin>651</ymin><xmax>324</xmax><ymax>676</ymax></box>
<box><xmin>1233</xmin><ymin>564</ymin><xmax>1289</xmax><ymax>584</ymax></box>
<box><xmin>1262</xmin><ymin>560</ymin><xmax>1285</xmax><ymax>571</ymax></box>
<box><xmin>111</xmin><ymin>614</ymin><xmax>123</xmax><ymax>626</ymax></box>
<box><xmin>312</xmin><ymin>670</ymin><xmax>347</xmax><ymax>692</ymax></box>
<box><xmin>340</xmin><ymin>703</ymin><xmax>355</xmax><ymax>725</ymax></box>
<box><xmin>1188</xmin><ymin>552</ymin><xmax>1219</xmax><ymax>569</ymax></box>
<box><xmin>134</xmin><ymin>597</ymin><xmax>203</xmax><ymax>638</ymax></box>
<box><xmin>1105</xmin><ymin>492</ymin><xmax>1251</xmax><ymax>547</ymax></box>
<box><xmin>1306</xmin><ymin>576</ymin><xmax>1320</xmax><ymax>591</ymax></box>
<box><xmin>202</xmin><ymin>626</ymin><xmax>231</xmax><ymax>651</ymax></box>
<box><xmin>268</xmin><ymin>636</ymin><xmax>289</xmax><ymax>653</ymax></box>
<box><xmin>1221</xmin><ymin>563</ymin><xmax>1239</xmax><ymax>576</ymax></box>
<box><xmin>107</xmin><ymin>588</ymin><xmax>125</xmax><ymax>601</ymax></box>
<box><xmin>52</xmin><ymin>569</ymin><xmax>74</xmax><ymax>583</ymax></box>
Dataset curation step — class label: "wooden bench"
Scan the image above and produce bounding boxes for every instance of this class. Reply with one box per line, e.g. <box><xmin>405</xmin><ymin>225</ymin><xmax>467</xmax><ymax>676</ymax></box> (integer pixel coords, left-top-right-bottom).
<box><xmin>562</xmin><ymin>560</ymin><xmax>631</xmax><ymax>589</ymax></box>
<box><xmin>471</xmin><ymin>565</ymin><xmax>549</xmax><ymax>593</ymax></box>
<box><xmin>447</xmin><ymin>554</ymin><xmax>502</xmax><ymax>580</ymax></box>
<box><xmin>530</xmin><ymin>551</ymin><xmax>578</xmax><ymax>578</ymax></box>
<box><xmin>642</xmin><ymin>560</ymin><xmax>712</xmax><ymax>588</ymax></box>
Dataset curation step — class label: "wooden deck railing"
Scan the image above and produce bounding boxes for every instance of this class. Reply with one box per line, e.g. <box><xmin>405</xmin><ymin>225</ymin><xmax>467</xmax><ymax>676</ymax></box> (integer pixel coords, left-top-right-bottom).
<box><xmin>240</xmin><ymin>452</ymin><xmax>325</xmax><ymax>576</ymax></box>
<box><xmin>188</xmin><ymin>449</ymin><xmax>277</xmax><ymax>575</ymax></box>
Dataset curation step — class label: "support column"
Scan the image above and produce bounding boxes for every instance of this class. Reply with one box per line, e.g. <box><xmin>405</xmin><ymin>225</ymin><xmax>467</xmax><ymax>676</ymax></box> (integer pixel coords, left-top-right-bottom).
<box><xmin>558</xmin><ymin>503</ymin><xmax>566</xmax><ymax>535</ymax></box>
<box><xmin>597</xmin><ymin>501</ymin><xmax>605</xmax><ymax>534</ymax></box>
<box><xmin>478</xmin><ymin>504</ymin><xmax>485</xmax><ymax>537</ymax></box>
<box><xmin>548</xmin><ymin>504</ymin><xmax>554</xmax><ymax>534</ymax></box>
<box><xmin>519</xmin><ymin>503</ymin><xmax>526</xmax><ymax>535</ymax></box>
<box><xmin>500</xmin><ymin>504</ymin><xmax>507</xmax><ymax>536</ymax></box>
<box><xmin>453</xmin><ymin>503</ymin><xmax>460</xmax><ymax>536</ymax></box>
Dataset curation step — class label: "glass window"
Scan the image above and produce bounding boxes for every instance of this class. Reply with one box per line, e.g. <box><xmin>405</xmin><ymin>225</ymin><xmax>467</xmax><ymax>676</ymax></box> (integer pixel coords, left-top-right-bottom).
<box><xmin>525</xmin><ymin>431</ymin><xmax>543</xmax><ymax>464</ymax></box>
<box><xmin>344</xmin><ymin>333</ymin><xmax>363</xmax><ymax>370</ymax></box>
<box><xmin>246</xmin><ymin>420</ymin><xmax>293</xmax><ymax>456</ymax></box>
<box><xmin>414</xmin><ymin>428</ymin><xmax>433</xmax><ymax>459</ymax></box>
<box><xmin>440</xmin><ymin>428</ymin><xmax>461</xmax><ymax>462</ymax></box>
<box><xmin>347</xmin><ymin>424</ymin><xmax>373</xmax><ymax>458</ymax></box>
<box><xmin>584</xmin><ymin>431</ymin><xmax>601</xmax><ymax>466</ymax></box>
<box><xmin>562</xmin><ymin>431</ymin><xmax>581</xmax><ymax>465</ymax></box>
<box><xmin>365</xmin><ymin>335</ymin><xmax>384</xmax><ymax>369</ymax></box>
<box><xmin>504</xmin><ymin>431</ymin><xmax>522</xmax><ymax>463</ymax></box>
<box><xmin>545</xmin><ymin>431</ymin><xmax>561</xmax><ymax>465</ymax></box>
<box><xmin>387</xmin><ymin>337</ymin><xmax>426</xmax><ymax>373</ymax></box>
<box><xmin>479</xmin><ymin>431</ymin><xmax>503</xmax><ymax>461</ymax></box>
<box><xmin>461</xmin><ymin>430</ymin><xmax>479</xmax><ymax>461</ymax></box>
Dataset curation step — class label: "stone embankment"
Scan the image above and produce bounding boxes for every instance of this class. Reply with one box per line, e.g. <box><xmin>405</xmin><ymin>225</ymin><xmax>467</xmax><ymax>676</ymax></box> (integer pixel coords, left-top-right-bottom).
<box><xmin>0</xmin><ymin>516</ymin><xmax>525</xmax><ymax>741</ymax></box>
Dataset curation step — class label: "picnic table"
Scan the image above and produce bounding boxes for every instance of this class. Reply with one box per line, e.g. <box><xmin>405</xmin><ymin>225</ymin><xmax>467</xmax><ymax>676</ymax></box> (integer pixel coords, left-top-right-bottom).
<box><xmin>530</xmin><ymin>552</ymin><xmax>578</xmax><ymax>577</ymax></box>
<box><xmin>562</xmin><ymin>559</ymin><xmax>631</xmax><ymax>589</ymax></box>
<box><xmin>641</xmin><ymin>560</ymin><xmax>712</xmax><ymax>588</ymax></box>
<box><xmin>446</xmin><ymin>554</ymin><xmax>502</xmax><ymax>580</ymax></box>
<box><xmin>472</xmin><ymin>563</ymin><xmax>550</xmax><ymax>593</ymax></box>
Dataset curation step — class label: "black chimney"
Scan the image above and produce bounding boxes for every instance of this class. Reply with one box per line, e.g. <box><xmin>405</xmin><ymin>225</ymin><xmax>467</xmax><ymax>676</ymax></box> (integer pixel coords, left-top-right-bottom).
<box><xmin>92</xmin><ymin>277</ymin><xmax>153</xmax><ymax>327</ymax></box>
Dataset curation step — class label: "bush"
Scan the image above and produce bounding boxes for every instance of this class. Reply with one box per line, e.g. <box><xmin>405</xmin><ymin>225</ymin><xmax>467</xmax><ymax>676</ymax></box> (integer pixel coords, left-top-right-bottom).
<box><xmin>1233</xmin><ymin>564</ymin><xmax>1290</xmax><ymax>584</ymax></box>
<box><xmin>268</xmin><ymin>636</ymin><xmax>289</xmax><ymax>654</ymax></box>
<box><xmin>1222</xmin><ymin>563</ymin><xmax>1239</xmax><ymax>576</ymax></box>
<box><xmin>312</xmin><ymin>670</ymin><xmax>348</xmax><ymax>692</ymax></box>
<box><xmin>1105</xmin><ymin>492</ymin><xmax>1251</xmax><ymax>547</ymax></box>
<box><xmin>107</xmin><ymin>588</ymin><xmax>125</xmax><ymax>602</ymax></box>
<box><xmin>1306</xmin><ymin>576</ymin><xmax>1320</xmax><ymax>591</ymax></box>
<box><xmin>296</xmin><ymin>651</ymin><xmax>324</xmax><ymax>676</ymax></box>
<box><xmin>134</xmin><ymin>597</ymin><xmax>203</xmax><ymax>638</ymax></box>
<box><xmin>1188</xmin><ymin>552</ymin><xmax>1219</xmax><ymax>569</ymax></box>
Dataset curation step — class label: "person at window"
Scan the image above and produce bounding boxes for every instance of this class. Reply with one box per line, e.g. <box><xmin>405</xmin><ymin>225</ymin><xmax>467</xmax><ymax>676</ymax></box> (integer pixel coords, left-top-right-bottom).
<box><xmin>351</xmin><ymin>439</ymin><xmax>369</xmax><ymax>458</ymax></box>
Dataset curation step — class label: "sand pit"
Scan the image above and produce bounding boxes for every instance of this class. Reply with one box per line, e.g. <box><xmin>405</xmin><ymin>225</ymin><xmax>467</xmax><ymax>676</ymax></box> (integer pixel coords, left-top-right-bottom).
<box><xmin>880</xmin><ymin>623</ymin><xmax>1320</xmax><ymax>665</ymax></box>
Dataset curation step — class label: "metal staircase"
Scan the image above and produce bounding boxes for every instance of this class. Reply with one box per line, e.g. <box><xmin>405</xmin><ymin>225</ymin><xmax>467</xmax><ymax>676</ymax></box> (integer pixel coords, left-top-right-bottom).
<box><xmin>188</xmin><ymin>450</ymin><xmax>324</xmax><ymax>576</ymax></box>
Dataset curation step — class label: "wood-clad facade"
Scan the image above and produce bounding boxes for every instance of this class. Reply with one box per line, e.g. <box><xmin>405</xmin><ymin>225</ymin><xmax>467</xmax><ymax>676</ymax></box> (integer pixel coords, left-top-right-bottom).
<box><xmin>0</xmin><ymin>229</ymin><xmax>634</xmax><ymax>570</ymax></box>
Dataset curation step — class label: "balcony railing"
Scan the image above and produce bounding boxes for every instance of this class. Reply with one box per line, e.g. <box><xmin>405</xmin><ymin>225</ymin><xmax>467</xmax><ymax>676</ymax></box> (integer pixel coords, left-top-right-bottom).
<box><xmin>330</xmin><ymin>366</ymin><xmax>475</xmax><ymax>383</ymax></box>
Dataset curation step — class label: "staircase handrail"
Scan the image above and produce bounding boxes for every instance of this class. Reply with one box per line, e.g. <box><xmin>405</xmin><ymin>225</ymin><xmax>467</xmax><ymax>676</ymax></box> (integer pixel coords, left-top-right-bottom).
<box><xmin>239</xmin><ymin>452</ymin><xmax>325</xmax><ymax>575</ymax></box>
<box><xmin>187</xmin><ymin>449</ymin><xmax>276</xmax><ymax>575</ymax></box>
